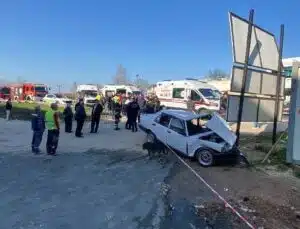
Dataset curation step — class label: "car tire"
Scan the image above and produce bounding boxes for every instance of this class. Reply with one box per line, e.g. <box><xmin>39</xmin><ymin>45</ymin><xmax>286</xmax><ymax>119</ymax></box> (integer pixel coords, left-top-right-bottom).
<box><xmin>146</xmin><ymin>131</ymin><xmax>157</xmax><ymax>143</ymax></box>
<box><xmin>196</xmin><ymin>148</ymin><xmax>214</xmax><ymax>167</ymax></box>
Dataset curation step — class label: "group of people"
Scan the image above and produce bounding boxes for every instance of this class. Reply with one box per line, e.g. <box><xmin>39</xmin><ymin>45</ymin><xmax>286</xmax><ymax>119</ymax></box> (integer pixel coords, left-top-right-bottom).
<box><xmin>3</xmin><ymin>92</ymin><xmax>159</xmax><ymax>156</ymax></box>
<box><xmin>30</xmin><ymin>96</ymin><xmax>104</xmax><ymax>155</ymax></box>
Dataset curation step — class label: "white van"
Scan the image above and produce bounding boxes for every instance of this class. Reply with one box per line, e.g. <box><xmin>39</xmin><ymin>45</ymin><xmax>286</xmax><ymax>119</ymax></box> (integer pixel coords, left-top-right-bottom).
<box><xmin>154</xmin><ymin>79</ymin><xmax>221</xmax><ymax>112</ymax></box>
<box><xmin>101</xmin><ymin>85</ymin><xmax>141</xmax><ymax>97</ymax></box>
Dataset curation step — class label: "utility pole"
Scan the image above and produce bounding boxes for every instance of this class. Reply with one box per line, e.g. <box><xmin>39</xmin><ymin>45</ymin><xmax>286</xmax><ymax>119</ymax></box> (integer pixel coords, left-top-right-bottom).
<box><xmin>57</xmin><ymin>84</ymin><xmax>62</xmax><ymax>94</ymax></box>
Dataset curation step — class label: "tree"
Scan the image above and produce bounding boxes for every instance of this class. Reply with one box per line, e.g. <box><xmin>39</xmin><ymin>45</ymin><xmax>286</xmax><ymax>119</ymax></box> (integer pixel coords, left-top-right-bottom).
<box><xmin>134</xmin><ymin>74</ymin><xmax>150</xmax><ymax>90</ymax></box>
<box><xmin>112</xmin><ymin>64</ymin><xmax>129</xmax><ymax>84</ymax></box>
<box><xmin>206</xmin><ymin>69</ymin><xmax>230</xmax><ymax>80</ymax></box>
<box><xmin>71</xmin><ymin>82</ymin><xmax>77</xmax><ymax>99</ymax></box>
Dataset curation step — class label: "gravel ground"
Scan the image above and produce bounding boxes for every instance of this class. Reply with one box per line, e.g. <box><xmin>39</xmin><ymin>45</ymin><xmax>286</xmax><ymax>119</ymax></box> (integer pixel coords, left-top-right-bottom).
<box><xmin>0</xmin><ymin>118</ymin><xmax>299</xmax><ymax>229</ymax></box>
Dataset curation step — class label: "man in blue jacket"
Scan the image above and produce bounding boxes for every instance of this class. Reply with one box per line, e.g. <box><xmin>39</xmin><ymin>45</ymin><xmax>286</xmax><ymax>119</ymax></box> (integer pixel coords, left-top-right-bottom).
<box><xmin>31</xmin><ymin>105</ymin><xmax>45</xmax><ymax>154</ymax></box>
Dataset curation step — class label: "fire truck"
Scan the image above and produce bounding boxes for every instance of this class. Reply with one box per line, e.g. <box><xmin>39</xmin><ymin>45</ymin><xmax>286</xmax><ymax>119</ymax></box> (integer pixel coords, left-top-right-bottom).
<box><xmin>0</xmin><ymin>83</ymin><xmax>48</xmax><ymax>101</ymax></box>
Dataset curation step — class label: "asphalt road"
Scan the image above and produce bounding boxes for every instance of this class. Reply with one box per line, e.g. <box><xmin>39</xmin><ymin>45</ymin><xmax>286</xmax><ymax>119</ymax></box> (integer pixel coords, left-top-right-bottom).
<box><xmin>0</xmin><ymin>148</ymin><xmax>250</xmax><ymax>229</ymax></box>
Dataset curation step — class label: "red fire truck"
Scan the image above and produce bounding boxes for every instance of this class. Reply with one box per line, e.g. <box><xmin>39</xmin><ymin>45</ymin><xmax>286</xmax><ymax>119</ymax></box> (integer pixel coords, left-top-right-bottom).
<box><xmin>0</xmin><ymin>83</ymin><xmax>48</xmax><ymax>101</ymax></box>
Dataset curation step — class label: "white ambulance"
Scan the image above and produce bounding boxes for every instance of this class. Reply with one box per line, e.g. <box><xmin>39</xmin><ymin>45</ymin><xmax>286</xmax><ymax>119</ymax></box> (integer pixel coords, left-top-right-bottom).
<box><xmin>154</xmin><ymin>79</ymin><xmax>221</xmax><ymax>112</ymax></box>
<box><xmin>77</xmin><ymin>84</ymin><xmax>98</xmax><ymax>106</ymax></box>
<box><xmin>101</xmin><ymin>85</ymin><xmax>141</xmax><ymax>97</ymax></box>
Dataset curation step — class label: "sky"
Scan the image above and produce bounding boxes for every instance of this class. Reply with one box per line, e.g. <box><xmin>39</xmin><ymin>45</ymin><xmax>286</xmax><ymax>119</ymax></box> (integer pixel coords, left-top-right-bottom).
<box><xmin>0</xmin><ymin>0</ymin><xmax>300</xmax><ymax>92</ymax></box>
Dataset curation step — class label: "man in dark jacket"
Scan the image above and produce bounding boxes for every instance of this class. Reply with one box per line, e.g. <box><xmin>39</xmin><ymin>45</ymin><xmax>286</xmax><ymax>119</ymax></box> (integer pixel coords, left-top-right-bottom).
<box><xmin>114</xmin><ymin>99</ymin><xmax>122</xmax><ymax>130</ymax></box>
<box><xmin>5</xmin><ymin>98</ymin><xmax>12</xmax><ymax>121</ymax></box>
<box><xmin>75</xmin><ymin>99</ymin><xmax>86</xmax><ymax>137</ymax></box>
<box><xmin>90</xmin><ymin>99</ymin><xmax>103</xmax><ymax>133</ymax></box>
<box><xmin>127</xmin><ymin>97</ymin><xmax>140</xmax><ymax>132</ymax></box>
<box><xmin>31</xmin><ymin>105</ymin><xmax>45</xmax><ymax>154</ymax></box>
<box><xmin>63</xmin><ymin>103</ymin><xmax>73</xmax><ymax>133</ymax></box>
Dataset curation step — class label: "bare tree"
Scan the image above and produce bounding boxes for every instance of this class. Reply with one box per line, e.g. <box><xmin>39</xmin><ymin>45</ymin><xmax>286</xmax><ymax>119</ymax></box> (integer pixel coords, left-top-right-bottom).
<box><xmin>71</xmin><ymin>82</ymin><xmax>77</xmax><ymax>100</ymax></box>
<box><xmin>112</xmin><ymin>64</ymin><xmax>129</xmax><ymax>84</ymax></box>
<box><xmin>206</xmin><ymin>69</ymin><xmax>230</xmax><ymax>80</ymax></box>
<box><xmin>134</xmin><ymin>74</ymin><xmax>150</xmax><ymax>90</ymax></box>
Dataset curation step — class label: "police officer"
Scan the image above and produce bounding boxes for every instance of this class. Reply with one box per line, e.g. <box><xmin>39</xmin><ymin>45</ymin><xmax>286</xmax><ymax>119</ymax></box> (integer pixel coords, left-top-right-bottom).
<box><xmin>127</xmin><ymin>97</ymin><xmax>140</xmax><ymax>132</ymax></box>
<box><xmin>90</xmin><ymin>97</ymin><xmax>103</xmax><ymax>133</ymax></box>
<box><xmin>75</xmin><ymin>98</ymin><xmax>86</xmax><ymax>137</ymax></box>
<box><xmin>63</xmin><ymin>103</ymin><xmax>73</xmax><ymax>133</ymax></box>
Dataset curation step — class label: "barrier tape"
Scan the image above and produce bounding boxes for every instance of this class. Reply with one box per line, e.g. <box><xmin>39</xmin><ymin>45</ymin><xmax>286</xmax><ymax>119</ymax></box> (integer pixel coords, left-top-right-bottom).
<box><xmin>165</xmin><ymin>145</ymin><xmax>256</xmax><ymax>229</ymax></box>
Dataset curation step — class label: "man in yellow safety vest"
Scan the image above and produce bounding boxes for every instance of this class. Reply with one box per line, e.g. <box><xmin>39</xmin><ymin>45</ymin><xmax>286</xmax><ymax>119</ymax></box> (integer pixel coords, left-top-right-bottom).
<box><xmin>45</xmin><ymin>103</ymin><xmax>60</xmax><ymax>155</ymax></box>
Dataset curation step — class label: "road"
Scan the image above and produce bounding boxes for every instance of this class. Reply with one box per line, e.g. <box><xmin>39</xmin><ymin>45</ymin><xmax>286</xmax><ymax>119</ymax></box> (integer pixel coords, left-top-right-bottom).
<box><xmin>0</xmin><ymin>118</ymin><xmax>255</xmax><ymax>229</ymax></box>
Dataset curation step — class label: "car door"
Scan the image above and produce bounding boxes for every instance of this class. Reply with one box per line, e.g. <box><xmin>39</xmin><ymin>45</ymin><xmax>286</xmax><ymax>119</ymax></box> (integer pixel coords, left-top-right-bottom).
<box><xmin>166</xmin><ymin>117</ymin><xmax>188</xmax><ymax>154</ymax></box>
<box><xmin>151</xmin><ymin>113</ymin><xmax>171</xmax><ymax>144</ymax></box>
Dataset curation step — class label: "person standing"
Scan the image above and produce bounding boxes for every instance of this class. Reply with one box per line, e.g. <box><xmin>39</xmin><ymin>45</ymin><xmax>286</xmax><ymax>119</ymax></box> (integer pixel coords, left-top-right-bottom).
<box><xmin>31</xmin><ymin>105</ymin><xmax>45</xmax><ymax>154</ymax></box>
<box><xmin>75</xmin><ymin>98</ymin><xmax>86</xmax><ymax>137</ymax></box>
<box><xmin>5</xmin><ymin>98</ymin><xmax>12</xmax><ymax>121</ymax></box>
<box><xmin>90</xmin><ymin>98</ymin><xmax>103</xmax><ymax>133</ymax></box>
<box><xmin>125</xmin><ymin>97</ymin><xmax>133</xmax><ymax>130</ymax></box>
<box><xmin>127</xmin><ymin>97</ymin><xmax>140</xmax><ymax>132</ymax></box>
<box><xmin>63</xmin><ymin>103</ymin><xmax>73</xmax><ymax>133</ymax></box>
<box><xmin>45</xmin><ymin>103</ymin><xmax>60</xmax><ymax>156</ymax></box>
<box><xmin>114</xmin><ymin>98</ymin><xmax>122</xmax><ymax>130</ymax></box>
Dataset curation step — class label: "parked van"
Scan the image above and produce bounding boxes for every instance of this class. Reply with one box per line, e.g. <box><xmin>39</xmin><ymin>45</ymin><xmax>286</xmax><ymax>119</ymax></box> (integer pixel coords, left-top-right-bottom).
<box><xmin>101</xmin><ymin>85</ymin><xmax>141</xmax><ymax>97</ymax></box>
<box><xmin>154</xmin><ymin>79</ymin><xmax>221</xmax><ymax>112</ymax></box>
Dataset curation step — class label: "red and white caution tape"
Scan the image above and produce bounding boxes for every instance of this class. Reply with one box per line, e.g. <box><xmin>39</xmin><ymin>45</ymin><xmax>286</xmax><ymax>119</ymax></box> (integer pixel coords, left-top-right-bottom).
<box><xmin>166</xmin><ymin>146</ymin><xmax>256</xmax><ymax>229</ymax></box>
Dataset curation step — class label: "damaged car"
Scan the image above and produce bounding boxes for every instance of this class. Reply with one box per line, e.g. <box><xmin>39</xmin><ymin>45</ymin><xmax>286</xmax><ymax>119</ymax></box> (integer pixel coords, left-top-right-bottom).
<box><xmin>139</xmin><ymin>109</ymin><xmax>249</xmax><ymax>167</ymax></box>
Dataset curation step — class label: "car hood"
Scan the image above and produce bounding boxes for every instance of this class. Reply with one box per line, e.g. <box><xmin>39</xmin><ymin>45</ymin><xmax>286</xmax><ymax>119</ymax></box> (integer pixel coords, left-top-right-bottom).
<box><xmin>206</xmin><ymin>113</ymin><xmax>236</xmax><ymax>146</ymax></box>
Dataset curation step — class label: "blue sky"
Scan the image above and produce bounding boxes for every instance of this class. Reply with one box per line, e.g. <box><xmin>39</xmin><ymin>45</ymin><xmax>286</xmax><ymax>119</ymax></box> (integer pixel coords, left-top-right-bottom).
<box><xmin>0</xmin><ymin>0</ymin><xmax>299</xmax><ymax>92</ymax></box>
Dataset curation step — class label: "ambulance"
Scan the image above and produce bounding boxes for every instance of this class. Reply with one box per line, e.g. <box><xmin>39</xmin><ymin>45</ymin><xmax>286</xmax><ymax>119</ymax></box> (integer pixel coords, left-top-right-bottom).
<box><xmin>101</xmin><ymin>85</ymin><xmax>141</xmax><ymax>97</ymax></box>
<box><xmin>154</xmin><ymin>79</ymin><xmax>221</xmax><ymax>112</ymax></box>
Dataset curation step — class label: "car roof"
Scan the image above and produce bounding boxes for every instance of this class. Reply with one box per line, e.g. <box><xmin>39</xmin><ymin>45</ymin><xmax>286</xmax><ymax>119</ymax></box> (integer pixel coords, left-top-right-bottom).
<box><xmin>161</xmin><ymin>109</ymin><xmax>210</xmax><ymax>121</ymax></box>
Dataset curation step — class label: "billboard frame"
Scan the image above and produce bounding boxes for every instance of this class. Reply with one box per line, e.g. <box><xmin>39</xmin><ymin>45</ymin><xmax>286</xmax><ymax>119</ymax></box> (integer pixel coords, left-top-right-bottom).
<box><xmin>229</xmin><ymin>11</ymin><xmax>280</xmax><ymax>73</ymax></box>
<box><xmin>226</xmin><ymin>94</ymin><xmax>284</xmax><ymax>123</ymax></box>
<box><xmin>230</xmin><ymin>65</ymin><xmax>285</xmax><ymax>97</ymax></box>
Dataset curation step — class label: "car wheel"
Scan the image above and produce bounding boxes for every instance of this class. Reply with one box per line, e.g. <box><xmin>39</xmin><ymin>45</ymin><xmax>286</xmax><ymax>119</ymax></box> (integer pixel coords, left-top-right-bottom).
<box><xmin>196</xmin><ymin>148</ymin><xmax>214</xmax><ymax>167</ymax></box>
<box><xmin>146</xmin><ymin>131</ymin><xmax>156</xmax><ymax>143</ymax></box>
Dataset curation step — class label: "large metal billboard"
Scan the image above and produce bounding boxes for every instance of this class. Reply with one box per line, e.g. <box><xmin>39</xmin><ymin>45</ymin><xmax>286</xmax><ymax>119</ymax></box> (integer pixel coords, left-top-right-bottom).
<box><xmin>226</xmin><ymin>95</ymin><xmax>283</xmax><ymax>122</ymax></box>
<box><xmin>229</xmin><ymin>12</ymin><xmax>280</xmax><ymax>71</ymax></box>
<box><xmin>230</xmin><ymin>66</ymin><xmax>285</xmax><ymax>96</ymax></box>
<box><xmin>287</xmin><ymin>62</ymin><xmax>300</xmax><ymax>164</ymax></box>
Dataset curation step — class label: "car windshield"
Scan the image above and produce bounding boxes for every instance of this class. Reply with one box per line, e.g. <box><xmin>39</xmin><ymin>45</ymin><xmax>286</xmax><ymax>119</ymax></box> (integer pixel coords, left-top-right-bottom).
<box><xmin>83</xmin><ymin>90</ymin><xmax>97</xmax><ymax>97</ymax></box>
<box><xmin>55</xmin><ymin>94</ymin><xmax>65</xmax><ymax>98</ymax></box>
<box><xmin>199</xmin><ymin>88</ymin><xmax>219</xmax><ymax>100</ymax></box>
<box><xmin>35</xmin><ymin>86</ymin><xmax>47</xmax><ymax>92</ymax></box>
<box><xmin>186</xmin><ymin>114</ymin><xmax>212</xmax><ymax>136</ymax></box>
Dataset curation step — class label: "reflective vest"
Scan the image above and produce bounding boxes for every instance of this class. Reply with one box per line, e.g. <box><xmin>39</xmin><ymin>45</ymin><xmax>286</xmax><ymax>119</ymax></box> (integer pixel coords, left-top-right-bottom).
<box><xmin>45</xmin><ymin>110</ymin><xmax>58</xmax><ymax>130</ymax></box>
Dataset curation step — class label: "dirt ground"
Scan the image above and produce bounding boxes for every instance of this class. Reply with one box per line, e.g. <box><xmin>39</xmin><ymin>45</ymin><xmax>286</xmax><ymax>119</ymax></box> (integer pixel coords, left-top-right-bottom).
<box><xmin>0</xmin><ymin>118</ymin><xmax>299</xmax><ymax>229</ymax></box>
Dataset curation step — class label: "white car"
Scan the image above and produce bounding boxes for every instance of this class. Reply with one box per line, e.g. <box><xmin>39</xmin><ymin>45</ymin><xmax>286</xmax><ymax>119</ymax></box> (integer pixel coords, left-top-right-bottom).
<box><xmin>42</xmin><ymin>94</ymin><xmax>72</xmax><ymax>105</ymax></box>
<box><xmin>139</xmin><ymin>109</ymin><xmax>240</xmax><ymax>167</ymax></box>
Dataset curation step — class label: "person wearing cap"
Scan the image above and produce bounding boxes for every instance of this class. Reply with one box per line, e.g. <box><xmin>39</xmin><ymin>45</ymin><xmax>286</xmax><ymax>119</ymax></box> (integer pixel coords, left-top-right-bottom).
<box><xmin>31</xmin><ymin>105</ymin><xmax>45</xmax><ymax>154</ymax></box>
<box><xmin>45</xmin><ymin>103</ymin><xmax>60</xmax><ymax>155</ymax></box>
<box><xmin>90</xmin><ymin>97</ymin><xmax>103</xmax><ymax>133</ymax></box>
<box><xmin>75</xmin><ymin>98</ymin><xmax>86</xmax><ymax>137</ymax></box>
